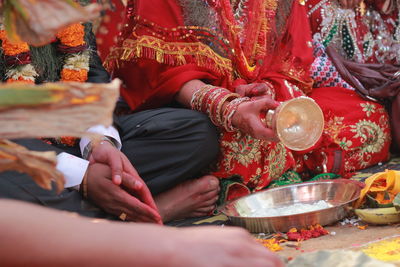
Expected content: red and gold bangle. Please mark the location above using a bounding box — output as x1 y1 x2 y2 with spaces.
206 88 225 118
191 84 243 128
223 97 250 132
215 93 240 127
190 84 216 110
209 90 231 125
200 86 220 113
198 86 220 113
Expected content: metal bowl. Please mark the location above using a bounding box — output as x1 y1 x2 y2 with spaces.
220 179 362 233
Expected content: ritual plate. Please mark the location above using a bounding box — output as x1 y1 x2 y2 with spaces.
220 179 362 233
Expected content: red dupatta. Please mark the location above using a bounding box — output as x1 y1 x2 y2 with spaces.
105 0 315 111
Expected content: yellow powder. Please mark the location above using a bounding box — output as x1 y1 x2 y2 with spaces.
256 238 283 252
362 237 400 262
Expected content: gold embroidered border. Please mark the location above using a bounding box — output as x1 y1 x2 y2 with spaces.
105 35 234 80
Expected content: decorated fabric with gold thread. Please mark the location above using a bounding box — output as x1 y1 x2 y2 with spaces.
292 85 391 177
306 0 400 64
105 0 310 84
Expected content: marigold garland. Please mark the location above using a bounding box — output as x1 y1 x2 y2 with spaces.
0 32 29 56
6 76 34 83
58 24 89 83
0 22 90 146
56 23 86 47
61 68 88 82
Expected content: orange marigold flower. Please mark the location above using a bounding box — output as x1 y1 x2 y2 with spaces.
1 32 29 56
59 136 77 146
6 77 34 84
0 30 6 40
61 69 88 82
56 23 85 47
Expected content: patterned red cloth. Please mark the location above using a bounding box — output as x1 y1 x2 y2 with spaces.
104 0 391 200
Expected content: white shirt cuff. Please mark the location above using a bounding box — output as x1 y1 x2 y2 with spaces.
56 152 89 188
79 125 122 156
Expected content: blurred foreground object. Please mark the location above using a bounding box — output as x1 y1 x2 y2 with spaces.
0 79 120 191
0 79 120 139
0 139 63 191
288 250 395 267
1 0 102 46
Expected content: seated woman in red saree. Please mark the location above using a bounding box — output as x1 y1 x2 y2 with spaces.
303 0 393 176
105 0 391 204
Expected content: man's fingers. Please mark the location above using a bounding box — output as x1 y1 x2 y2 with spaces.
106 154 123 185
120 171 159 212
121 173 144 191
121 192 162 223
90 144 124 185
120 155 159 212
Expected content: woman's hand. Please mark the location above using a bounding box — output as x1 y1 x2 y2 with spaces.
231 96 280 141
235 82 274 98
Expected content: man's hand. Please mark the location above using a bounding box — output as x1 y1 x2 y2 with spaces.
86 163 163 224
231 96 280 141
88 140 159 213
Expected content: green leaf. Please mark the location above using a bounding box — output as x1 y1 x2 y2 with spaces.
366 193 393 208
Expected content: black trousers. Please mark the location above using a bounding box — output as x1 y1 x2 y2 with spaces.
0 108 219 216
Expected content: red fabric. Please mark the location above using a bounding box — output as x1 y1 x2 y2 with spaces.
117 60 226 111
111 1 230 110
225 183 251 202
292 86 391 176
95 0 126 61
107 0 391 196
114 0 313 111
